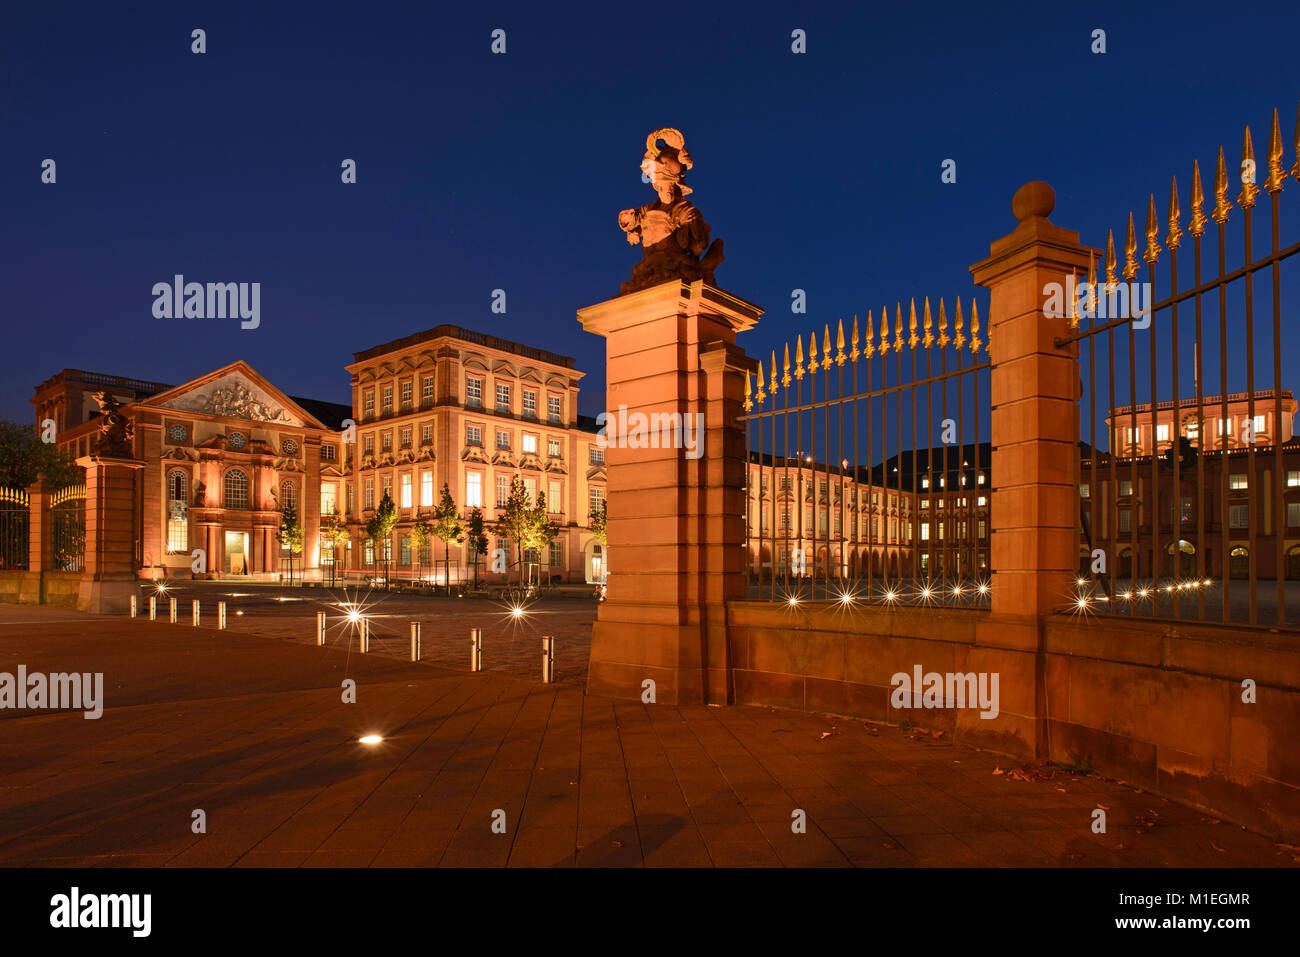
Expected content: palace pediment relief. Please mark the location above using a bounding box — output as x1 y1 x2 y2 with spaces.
155 371 304 426
162 447 198 462
519 453 542 471
586 466 607 482
463 447 489 465
492 450 517 468
544 460 567 475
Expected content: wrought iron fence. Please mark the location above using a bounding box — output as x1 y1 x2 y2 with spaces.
1060 100 1300 628
51 482 85 573
0 487 30 571
740 298 991 607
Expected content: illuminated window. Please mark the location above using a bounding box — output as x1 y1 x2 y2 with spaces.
1229 474 1248 490
224 469 249 510
421 470 433 507
466 472 482 508
381 431 392 452
381 386 393 415
400 380 412 409
548 395 562 423
166 469 188 553
400 473 412 508
280 480 298 512
466 377 482 408
496 383 511 413
522 434 537 454
523 390 537 418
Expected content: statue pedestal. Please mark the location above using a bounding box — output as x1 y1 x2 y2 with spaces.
75 455 144 615
578 280 760 704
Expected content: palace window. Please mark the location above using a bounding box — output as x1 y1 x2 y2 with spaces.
1119 509 1131 533
363 390 374 420
466 424 482 446
466 377 482 408
280 480 298 513
549 541 563 567
1156 424 1170 442
224 469 249 510
421 470 433 508
524 477 537 503
1119 480 1134 497
590 446 604 465
166 469 188 553
548 438 561 458
382 475 392 500
523 390 537 418
549 479 561 513
496 474 509 508
400 473 412 508
1288 470 1300 487
496 429 511 450
321 483 337 517
548 395 562 423
400 427 412 449
1229 504 1249 528
422 376 434 408
1289 503 1300 527
496 383 511 413
381 386 393 415
466 472 482 508
400 380 412 410
1229 473 1248 490
382 432 392 452
364 478 374 510
589 485 605 518
421 423 432 445
522 434 537 454
321 444 336 461
364 434 375 455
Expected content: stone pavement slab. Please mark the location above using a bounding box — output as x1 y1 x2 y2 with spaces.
0 603 1296 868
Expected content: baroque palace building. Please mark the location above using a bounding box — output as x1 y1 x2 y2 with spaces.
31 325 611 586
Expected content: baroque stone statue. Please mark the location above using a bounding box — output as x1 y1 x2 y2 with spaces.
90 391 135 457
618 128 724 295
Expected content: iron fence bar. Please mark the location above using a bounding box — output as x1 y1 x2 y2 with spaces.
737 361 992 422
1271 188 1285 626
1127 268 1139 616
1148 251 1160 618
1194 229 1206 619
1242 201 1258 626
1218 218 1231 622
1053 238 1300 347
1169 232 1181 618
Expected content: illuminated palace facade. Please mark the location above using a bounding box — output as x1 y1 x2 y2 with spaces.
744 444 991 581
32 328 611 586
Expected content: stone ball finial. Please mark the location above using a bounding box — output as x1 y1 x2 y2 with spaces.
1012 181 1055 222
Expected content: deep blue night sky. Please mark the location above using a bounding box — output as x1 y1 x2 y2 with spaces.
4 1 1299 434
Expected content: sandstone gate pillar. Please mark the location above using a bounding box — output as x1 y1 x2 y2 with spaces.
970 182 1093 755
579 279 761 704
76 454 144 614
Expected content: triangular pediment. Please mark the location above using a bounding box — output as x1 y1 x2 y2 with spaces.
142 362 326 429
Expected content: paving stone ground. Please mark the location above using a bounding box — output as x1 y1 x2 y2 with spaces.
0 602 1294 867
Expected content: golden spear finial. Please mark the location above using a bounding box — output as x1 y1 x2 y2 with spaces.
1189 159 1207 238
894 303 905 353
822 324 833 370
907 298 919 350
1067 268 1079 329
1123 210 1139 280
922 297 934 348
772 350 780 392
1166 177 1182 250
1105 229 1117 290
792 337 803 381
937 298 950 349
756 358 766 404
1238 125 1260 209
969 300 982 356
743 370 753 412
1144 194 1160 264
879 306 890 356
836 319 846 366
849 315 860 362
1292 96 1300 180
1212 144 1232 224
1266 106 1287 194
783 343 792 386
953 298 966 352
808 331 819 373
863 311 875 360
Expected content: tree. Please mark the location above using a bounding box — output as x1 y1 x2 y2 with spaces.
319 507 350 587
276 502 305 584
431 483 464 595
465 507 489 587
494 474 558 589
365 491 398 587
0 420 79 489
589 499 607 547
409 513 433 585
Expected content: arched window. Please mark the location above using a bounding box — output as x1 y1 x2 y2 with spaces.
280 479 298 514
1229 546 1249 579
166 469 188 553
224 469 249 510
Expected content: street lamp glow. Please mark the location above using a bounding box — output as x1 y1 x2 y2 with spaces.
511 605 524 618
358 735 383 745
347 609 361 623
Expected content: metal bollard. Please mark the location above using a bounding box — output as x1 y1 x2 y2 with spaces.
316 611 327 646
470 628 482 672
169 598 178 623
542 636 555 683
192 599 200 626
410 622 421 661
360 618 369 653
149 596 157 621
130 594 138 618
218 602 227 629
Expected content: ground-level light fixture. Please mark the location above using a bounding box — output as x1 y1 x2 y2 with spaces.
358 735 383 745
